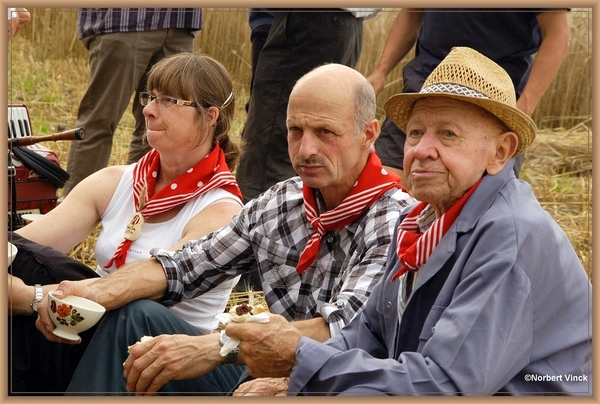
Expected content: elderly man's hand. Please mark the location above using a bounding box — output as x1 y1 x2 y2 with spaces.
225 313 302 378
233 377 289 396
123 333 223 395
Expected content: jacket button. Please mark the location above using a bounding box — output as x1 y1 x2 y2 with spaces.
387 301 392 308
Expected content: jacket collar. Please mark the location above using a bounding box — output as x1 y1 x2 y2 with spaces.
410 159 516 292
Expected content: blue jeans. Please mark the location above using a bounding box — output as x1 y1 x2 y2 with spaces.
66 300 246 395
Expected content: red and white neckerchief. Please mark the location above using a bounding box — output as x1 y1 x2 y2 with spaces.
296 152 407 274
104 145 242 269
391 178 482 282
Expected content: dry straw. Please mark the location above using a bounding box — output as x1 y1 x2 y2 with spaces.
8 8 592 283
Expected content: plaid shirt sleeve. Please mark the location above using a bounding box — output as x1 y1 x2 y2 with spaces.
151 180 415 338
151 203 260 307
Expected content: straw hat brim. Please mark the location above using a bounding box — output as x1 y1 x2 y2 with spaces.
384 92 537 157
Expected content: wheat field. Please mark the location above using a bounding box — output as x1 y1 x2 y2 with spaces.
7 8 592 279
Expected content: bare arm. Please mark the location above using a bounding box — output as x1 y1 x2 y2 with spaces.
34 257 167 344
35 197 242 343
226 316 331 385
226 314 303 379
85 200 243 308
367 8 424 94
8 274 36 315
9 275 96 316
15 166 123 253
170 199 242 249
516 9 570 116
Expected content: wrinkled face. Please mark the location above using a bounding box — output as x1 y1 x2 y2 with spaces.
404 97 506 215
142 91 207 153
286 87 369 200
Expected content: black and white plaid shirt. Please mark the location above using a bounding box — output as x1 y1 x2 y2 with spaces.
151 177 414 336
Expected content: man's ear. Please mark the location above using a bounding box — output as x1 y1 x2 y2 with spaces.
487 131 519 175
362 119 379 150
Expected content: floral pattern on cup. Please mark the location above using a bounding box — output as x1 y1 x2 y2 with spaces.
50 300 85 327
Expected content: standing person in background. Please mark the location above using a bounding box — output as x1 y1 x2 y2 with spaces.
236 8 380 204
368 8 570 182
7 7 30 40
63 8 202 196
235 8 276 292
246 8 275 112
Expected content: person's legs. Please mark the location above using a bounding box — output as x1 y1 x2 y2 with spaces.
66 299 245 395
125 63 154 165
8 232 99 284
9 316 96 395
235 10 363 204
245 23 272 113
64 30 172 194
8 232 100 394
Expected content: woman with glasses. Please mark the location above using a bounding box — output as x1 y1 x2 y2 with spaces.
8 53 244 394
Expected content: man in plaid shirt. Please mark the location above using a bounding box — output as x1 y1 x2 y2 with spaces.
38 63 415 395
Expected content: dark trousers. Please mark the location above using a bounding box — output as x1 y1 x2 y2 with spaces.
8 232 100 394
235 10 364 204
246 23 272 113
66 299 246 395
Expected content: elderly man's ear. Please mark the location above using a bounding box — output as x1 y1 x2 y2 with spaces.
486 131 519 175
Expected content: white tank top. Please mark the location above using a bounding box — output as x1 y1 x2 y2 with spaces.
94 164 241 334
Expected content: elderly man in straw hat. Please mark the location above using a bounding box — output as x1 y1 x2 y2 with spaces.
226 47 592 396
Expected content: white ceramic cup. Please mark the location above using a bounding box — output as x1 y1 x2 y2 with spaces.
47 291 106 341
21 213 44 224
7 242 18 266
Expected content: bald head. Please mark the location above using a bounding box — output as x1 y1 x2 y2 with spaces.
285 63 380 208
291 64 376 134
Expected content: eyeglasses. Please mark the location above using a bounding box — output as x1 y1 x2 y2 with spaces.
139 92 197 108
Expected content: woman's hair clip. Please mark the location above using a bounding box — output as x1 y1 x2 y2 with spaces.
221 89 235 109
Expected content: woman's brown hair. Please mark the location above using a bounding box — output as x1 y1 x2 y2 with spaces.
146 53 243 171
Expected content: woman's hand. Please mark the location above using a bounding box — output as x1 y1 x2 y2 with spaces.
34 279 96 344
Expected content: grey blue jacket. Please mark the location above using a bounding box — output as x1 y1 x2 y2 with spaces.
289 161 592 395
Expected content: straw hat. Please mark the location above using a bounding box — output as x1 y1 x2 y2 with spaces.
384 47 536 156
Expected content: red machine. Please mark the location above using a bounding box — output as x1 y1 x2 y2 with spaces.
8 104 84 230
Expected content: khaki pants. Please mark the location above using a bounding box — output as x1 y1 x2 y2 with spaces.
64 29 194 195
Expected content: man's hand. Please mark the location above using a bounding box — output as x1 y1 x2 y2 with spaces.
366 70 388 95
123 333 223 395
225 313 302 378
233 377 289 396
